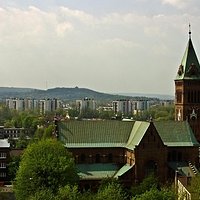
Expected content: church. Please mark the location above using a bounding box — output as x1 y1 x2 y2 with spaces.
57 28 200 189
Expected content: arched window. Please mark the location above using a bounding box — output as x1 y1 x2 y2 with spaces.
80 154 86 163
178 152 182 161
145 160 157 176
191 91 194 103
188 91 190 103
95 154 101 163
108 153 113 163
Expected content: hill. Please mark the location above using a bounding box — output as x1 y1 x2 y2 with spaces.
0 87 156 101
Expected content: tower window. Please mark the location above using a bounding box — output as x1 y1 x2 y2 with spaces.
191 91 194 103
188 91 191 103
176 92 182 103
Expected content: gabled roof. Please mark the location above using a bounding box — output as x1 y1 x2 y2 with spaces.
58 120 199 149
175 37 200 80
114 164 134 178
154 121 199 147
58 120 134 148
125 121 150 150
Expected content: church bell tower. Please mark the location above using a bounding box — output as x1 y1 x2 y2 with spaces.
175 25 200 141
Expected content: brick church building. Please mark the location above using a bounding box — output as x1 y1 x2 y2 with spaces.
175 26 200 142
57 28 200 188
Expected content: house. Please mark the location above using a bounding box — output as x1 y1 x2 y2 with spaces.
0 139 10 185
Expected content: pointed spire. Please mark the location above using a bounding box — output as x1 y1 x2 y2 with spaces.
175 25 200 80
189 23 191 39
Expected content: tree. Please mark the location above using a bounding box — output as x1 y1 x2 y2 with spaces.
8 155 21 181
188 175 200 199
96 180 127 200
14 139 79 200
131 174 159 196
34 125 54 140
55 185 80 200
132 187 175 200
29 188 55 200
15 132 29 148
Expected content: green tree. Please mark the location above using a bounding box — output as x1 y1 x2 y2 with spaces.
0 104 12 125
8 155 21 181
14 139 79 200
29 188 55 200
34 125 54 140
96 181 127 200
55 185 80 200
15 132 29 148
131 174 159 196
188 175 200 199
132 187 175 200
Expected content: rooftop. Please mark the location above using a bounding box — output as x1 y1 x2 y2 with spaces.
58 120 199 149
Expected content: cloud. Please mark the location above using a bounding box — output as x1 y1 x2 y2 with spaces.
161 0 200 12
56 22 73 37
0 5 200 94
162 0 186 8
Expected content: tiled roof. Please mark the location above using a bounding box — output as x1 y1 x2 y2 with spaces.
58 120 199 149
154 121 199 147
59 120 134 148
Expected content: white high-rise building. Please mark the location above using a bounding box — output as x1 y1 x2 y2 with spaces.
112 100 132 115
76 98 96 113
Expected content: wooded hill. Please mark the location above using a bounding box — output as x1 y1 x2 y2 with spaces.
0 87 158 101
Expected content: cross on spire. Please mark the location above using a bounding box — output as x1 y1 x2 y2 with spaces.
189 23 191 39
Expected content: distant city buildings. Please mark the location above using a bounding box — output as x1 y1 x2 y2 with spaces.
76 97 96 113
6 97 173 118
6 98 62 114
111 99 173 115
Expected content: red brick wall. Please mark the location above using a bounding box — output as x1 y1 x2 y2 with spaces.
68 147 126 164
167 146 199 167
134 123 168 183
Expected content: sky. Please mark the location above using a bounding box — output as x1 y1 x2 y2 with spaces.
0 0 200 95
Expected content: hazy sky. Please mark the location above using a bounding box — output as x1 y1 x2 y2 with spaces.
0 0 200 95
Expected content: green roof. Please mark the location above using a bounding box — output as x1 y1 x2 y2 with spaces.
175 38 200 80
77 163 118 180
154 121 199 147
168 162 196 177
77 163 134 180
114 164 134 178
126 121 150 150
58 120 199 149
59 120 134 148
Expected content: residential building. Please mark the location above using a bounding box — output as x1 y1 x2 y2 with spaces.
76 98 96 113
0 140 10 184
112 100 132 115
0 126 28 139
6 98 62 114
